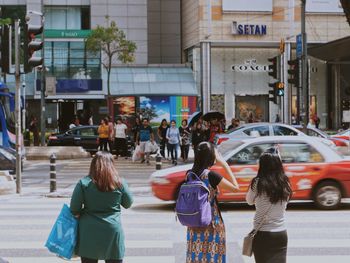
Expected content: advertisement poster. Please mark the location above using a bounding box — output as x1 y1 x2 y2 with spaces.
139 96 198 127
139 96 170 127
113 96 136 130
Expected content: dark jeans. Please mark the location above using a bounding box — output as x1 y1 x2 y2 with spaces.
160 139 167 158
252 230 288 263
180 144 190 160
108 139 114 154
168 143 178 161
99 138 109 152
115 138 128 157
81 257 122 263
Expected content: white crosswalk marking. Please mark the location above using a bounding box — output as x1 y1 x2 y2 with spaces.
1 195 350 263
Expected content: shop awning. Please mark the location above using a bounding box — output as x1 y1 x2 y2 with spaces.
109 66 198 96
308 36 350 62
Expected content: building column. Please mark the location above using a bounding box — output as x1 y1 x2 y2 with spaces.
200 41 211 114
333 64 341 129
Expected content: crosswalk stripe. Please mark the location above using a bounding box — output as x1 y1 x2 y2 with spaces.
4 256 175 263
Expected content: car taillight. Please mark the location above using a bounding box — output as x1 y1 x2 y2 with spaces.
217 137 229 145
49 136 57 140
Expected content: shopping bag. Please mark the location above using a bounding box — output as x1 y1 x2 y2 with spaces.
132 145 142 162
45 204 78 260
148 141 160 154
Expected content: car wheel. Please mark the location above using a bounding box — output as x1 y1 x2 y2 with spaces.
313 181 342 210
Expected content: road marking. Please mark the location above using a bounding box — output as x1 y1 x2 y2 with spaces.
4 257 175 263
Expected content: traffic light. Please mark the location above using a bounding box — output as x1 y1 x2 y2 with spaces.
268 56 279 79
0 25 10 74
24 23 43 73
277 82 284 96
269 82 278 104
288 59 300 87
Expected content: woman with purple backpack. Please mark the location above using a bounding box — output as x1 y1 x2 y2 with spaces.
186 142 239 263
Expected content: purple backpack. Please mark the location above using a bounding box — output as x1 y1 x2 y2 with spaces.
175 170 212 227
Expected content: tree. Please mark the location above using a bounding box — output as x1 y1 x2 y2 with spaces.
85 18 137 96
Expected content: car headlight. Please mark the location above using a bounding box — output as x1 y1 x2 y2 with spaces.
151 177 170 185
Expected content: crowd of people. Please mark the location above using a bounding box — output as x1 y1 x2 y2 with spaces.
94 115 242 165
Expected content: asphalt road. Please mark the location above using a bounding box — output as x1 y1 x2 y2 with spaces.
0 158 349 263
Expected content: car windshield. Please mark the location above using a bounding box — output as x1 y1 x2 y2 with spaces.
217 141 244 157
338 129 350 136
226 125 245 134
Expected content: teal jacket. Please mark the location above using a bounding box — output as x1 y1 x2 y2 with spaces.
70 176 133 260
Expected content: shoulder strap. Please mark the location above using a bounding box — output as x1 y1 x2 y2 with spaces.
253 203 273 234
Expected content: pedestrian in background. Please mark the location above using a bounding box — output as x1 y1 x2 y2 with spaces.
132 117 141 144
157 119 169 159
136 118 154 165
114 118 128 159
186 142 239 263
246 148 292 263
208 118 222 143
166 120 180 165
29 116 40 146
191 122 206 156
107 116 115 154
70 151 133 263
179 119 191 163
98 118 109 151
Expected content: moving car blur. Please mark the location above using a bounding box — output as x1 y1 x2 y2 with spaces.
150 136 350 210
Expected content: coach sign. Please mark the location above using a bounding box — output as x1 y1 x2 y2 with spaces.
231 59 269 73
232 22 267 36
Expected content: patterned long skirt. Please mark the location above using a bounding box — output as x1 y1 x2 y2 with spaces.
186 208 226 263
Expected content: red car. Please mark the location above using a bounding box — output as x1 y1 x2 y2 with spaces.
332 129 350 142
150 136 350 210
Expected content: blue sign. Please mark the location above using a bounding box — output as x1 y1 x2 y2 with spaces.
296 34 302 58
36 79 102 93
233 22 267 35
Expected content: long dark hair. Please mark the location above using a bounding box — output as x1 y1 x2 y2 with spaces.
251 150 292 204
192 142 216 175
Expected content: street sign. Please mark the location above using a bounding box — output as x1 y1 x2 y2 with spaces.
296 34 302 58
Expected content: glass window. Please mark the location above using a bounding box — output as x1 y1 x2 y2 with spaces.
278 143 324 163
227 143 273 165
43 41 101 79
273 125 298 136
243 126 270 136
80 128 96 137
308 129 323 137
45 6 85 30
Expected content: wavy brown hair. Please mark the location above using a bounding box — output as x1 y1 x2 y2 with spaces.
89 151 122 192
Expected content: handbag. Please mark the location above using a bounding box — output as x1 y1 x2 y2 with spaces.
242 204 272 257
45 204 78 260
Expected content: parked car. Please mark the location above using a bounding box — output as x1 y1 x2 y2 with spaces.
150 136 350 210
48 125 134 156
215 122 336 149
293 125 349 147
0 146 16 174
332 129 350 141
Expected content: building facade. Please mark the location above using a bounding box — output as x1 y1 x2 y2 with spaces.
1 0 197 132
182 0 350 128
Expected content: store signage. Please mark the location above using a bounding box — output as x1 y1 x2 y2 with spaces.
231 59 269 72
44 29 92 38
223 0 273 12
232 22 267 35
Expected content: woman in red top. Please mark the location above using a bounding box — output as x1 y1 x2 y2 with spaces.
208 118 222 143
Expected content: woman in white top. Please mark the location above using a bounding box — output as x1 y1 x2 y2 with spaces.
246 147 292 263
114 118 128 159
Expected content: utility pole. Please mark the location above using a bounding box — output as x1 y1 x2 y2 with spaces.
40 0 46 146
301 0 309 132
15 20 22 194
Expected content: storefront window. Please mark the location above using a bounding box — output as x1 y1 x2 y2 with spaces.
42 41 100 79
45 6 90 30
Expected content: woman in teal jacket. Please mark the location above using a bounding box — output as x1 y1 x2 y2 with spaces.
70 151 133 263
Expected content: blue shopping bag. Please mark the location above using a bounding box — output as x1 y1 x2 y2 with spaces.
45 204 78 260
